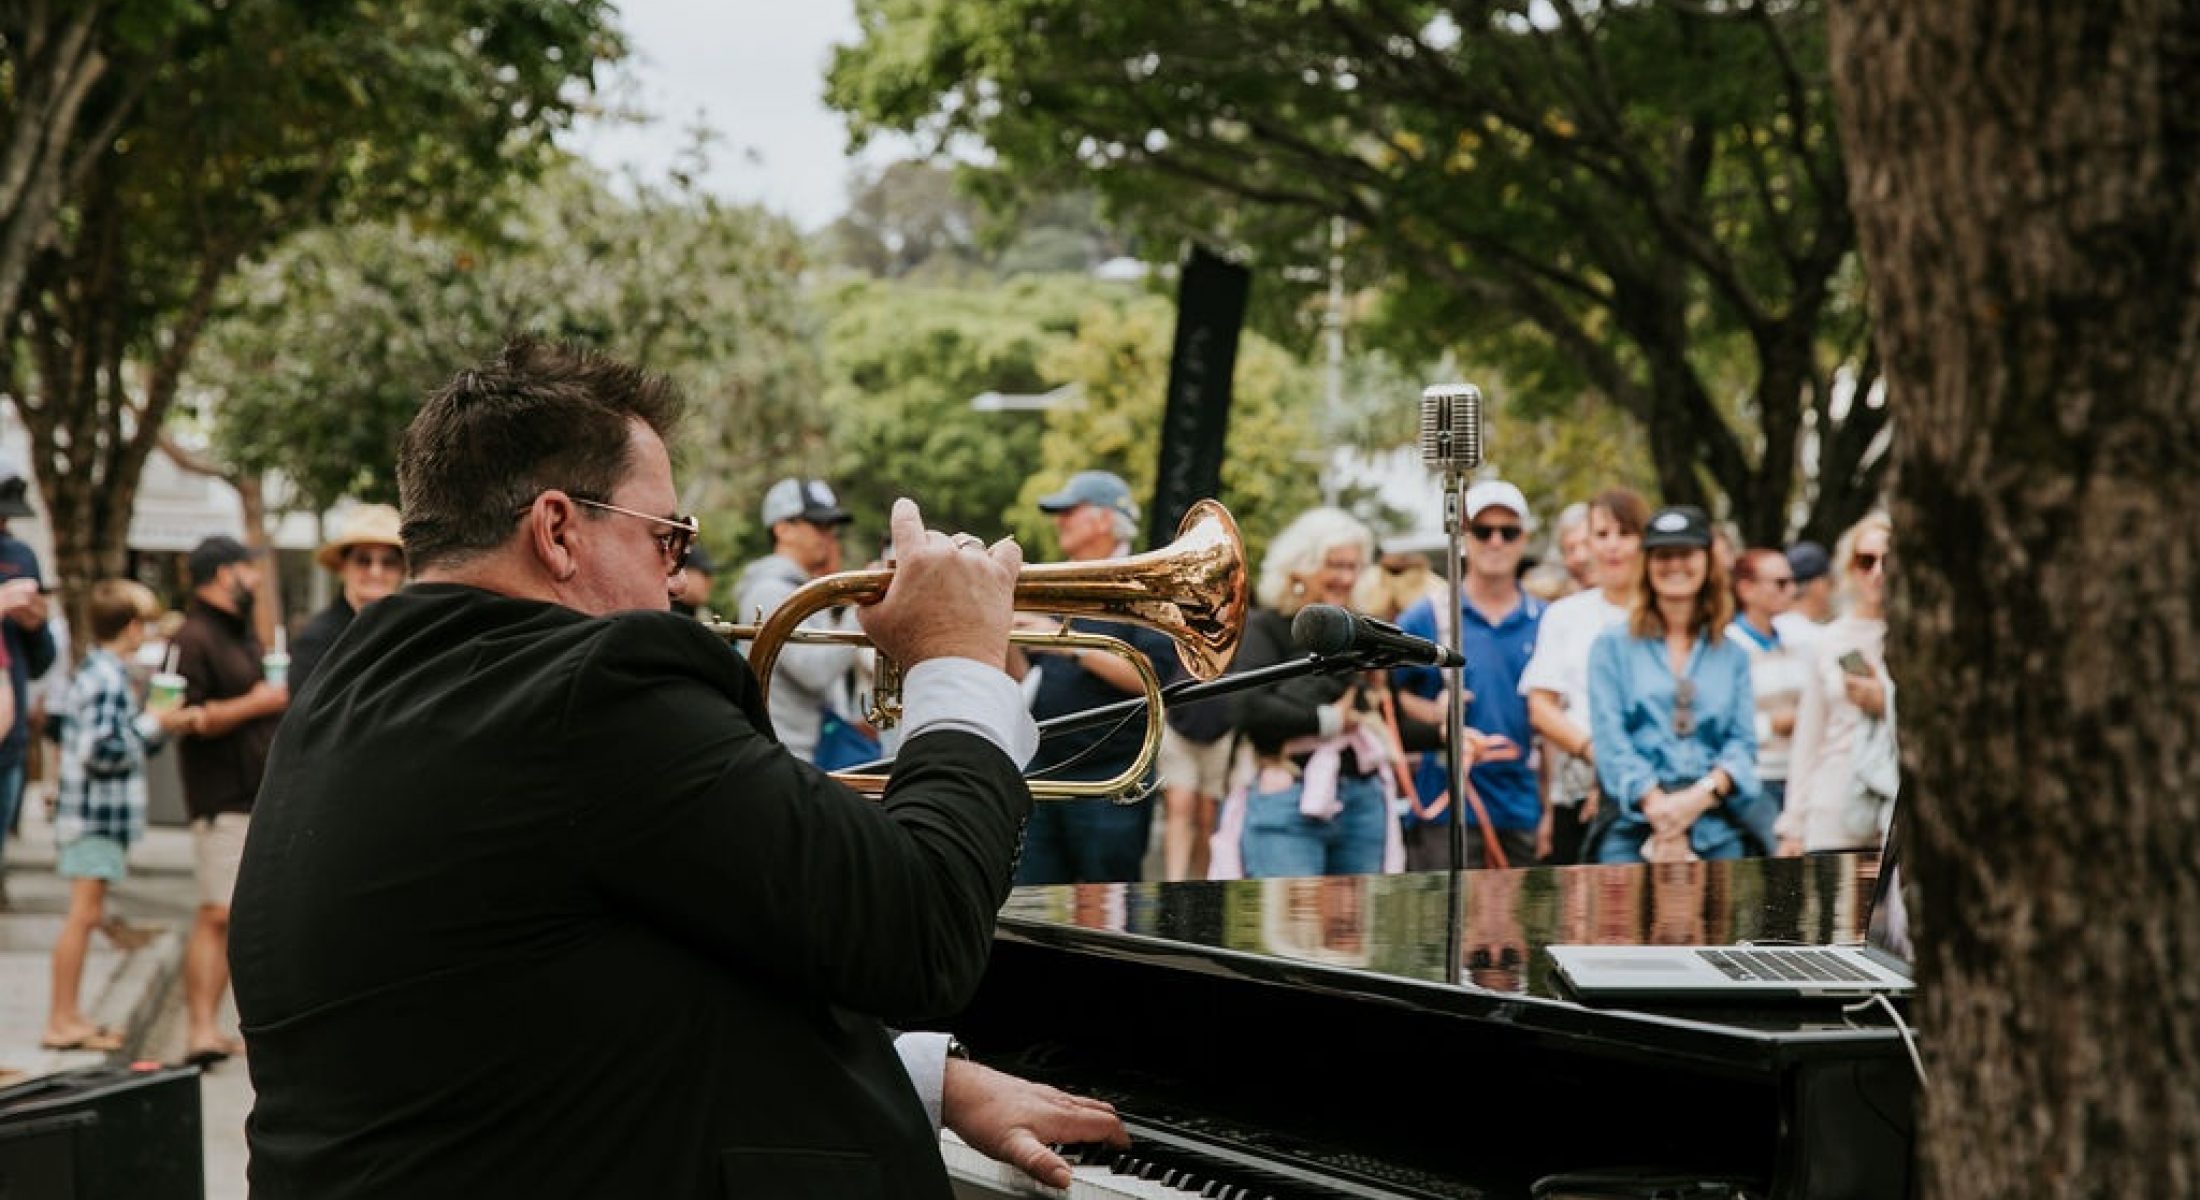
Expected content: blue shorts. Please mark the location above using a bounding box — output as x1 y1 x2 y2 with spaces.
58 835 129 882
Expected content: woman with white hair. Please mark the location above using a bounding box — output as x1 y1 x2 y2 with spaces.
1780 513 1897 854
1220 507 1437 878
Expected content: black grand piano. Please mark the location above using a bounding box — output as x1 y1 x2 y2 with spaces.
938 854 1917 1200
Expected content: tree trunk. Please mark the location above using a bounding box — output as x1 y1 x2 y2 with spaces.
1827 2 2200 1196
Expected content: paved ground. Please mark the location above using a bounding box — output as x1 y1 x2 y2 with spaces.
2 797 247 1200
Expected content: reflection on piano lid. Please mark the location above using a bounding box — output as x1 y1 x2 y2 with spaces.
951 856 1916 1199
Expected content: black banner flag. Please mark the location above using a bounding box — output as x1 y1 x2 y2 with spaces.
1146 245 1251 549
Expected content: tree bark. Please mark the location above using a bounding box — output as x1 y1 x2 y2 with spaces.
1828 1 2200 1195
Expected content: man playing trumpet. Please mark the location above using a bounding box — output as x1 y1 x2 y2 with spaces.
228 336 1125 1198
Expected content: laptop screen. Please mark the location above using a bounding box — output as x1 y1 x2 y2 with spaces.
1864 808 1911 964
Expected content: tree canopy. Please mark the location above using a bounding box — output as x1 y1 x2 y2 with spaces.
809 270 1327 573
828 0 1885 543
0 0 619 629
190 159 822 545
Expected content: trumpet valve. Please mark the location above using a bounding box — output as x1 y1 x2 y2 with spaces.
867 656 904 730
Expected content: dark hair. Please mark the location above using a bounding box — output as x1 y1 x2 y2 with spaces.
1589 487 1650 538
398 336 686 572
88 579 160 643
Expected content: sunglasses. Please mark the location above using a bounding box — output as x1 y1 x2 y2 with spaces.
1852 551 1888 573
518 494 700 575
1469 523 1525 543
1673 677 1696 738
346 548 405 572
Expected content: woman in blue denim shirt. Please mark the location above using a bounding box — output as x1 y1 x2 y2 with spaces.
1585 505 1774 862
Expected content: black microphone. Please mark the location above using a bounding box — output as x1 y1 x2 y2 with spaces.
1419 383 1484 475
1291 604 1464 668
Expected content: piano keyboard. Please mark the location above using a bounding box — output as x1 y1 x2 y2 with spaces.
943 1117 1480 1199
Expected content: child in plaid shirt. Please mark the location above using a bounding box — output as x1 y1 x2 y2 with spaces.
42 580 201 1052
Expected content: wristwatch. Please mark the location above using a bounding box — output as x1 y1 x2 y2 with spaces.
945 1035 974 1062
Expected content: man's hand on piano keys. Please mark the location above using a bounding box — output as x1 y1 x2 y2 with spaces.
943 1057 1131 1189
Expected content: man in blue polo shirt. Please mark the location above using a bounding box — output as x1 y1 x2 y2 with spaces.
1393 480 1543 870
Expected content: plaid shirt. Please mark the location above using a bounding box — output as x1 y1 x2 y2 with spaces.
54 648 164 846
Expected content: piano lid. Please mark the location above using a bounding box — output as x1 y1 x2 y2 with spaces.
996 852 1894 1049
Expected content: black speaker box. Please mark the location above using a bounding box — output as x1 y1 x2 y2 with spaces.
0 1063 203 1200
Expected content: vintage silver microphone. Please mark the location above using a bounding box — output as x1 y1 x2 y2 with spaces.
1420 383 1483 873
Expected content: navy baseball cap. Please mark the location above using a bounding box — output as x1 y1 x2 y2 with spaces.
0 473 33 519
1641 505 1713 551
1786 540 1832 583
187 535 264 584
1036 471 1140 523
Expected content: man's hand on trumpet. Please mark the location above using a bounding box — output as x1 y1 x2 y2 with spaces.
857 498 1022 673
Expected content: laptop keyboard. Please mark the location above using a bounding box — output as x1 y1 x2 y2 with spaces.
1698 947 1879 984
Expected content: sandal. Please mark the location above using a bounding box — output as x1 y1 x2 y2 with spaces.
184 1035 246 1067
40 1026 125 1052
100 918 158 952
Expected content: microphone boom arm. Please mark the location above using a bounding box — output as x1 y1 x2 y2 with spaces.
828 653 1376 777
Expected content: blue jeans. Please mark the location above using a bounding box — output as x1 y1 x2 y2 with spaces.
0 762 22 860
1240 772 1390 879
1014 795 1155 885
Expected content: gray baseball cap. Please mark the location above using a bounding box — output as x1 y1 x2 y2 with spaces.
760 478 851 528
1036 470 1140 523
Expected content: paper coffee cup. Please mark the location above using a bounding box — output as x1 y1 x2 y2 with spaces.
146 672 186 714
262 653 289 688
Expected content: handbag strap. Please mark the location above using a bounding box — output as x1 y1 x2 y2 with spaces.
1376 685 1509 869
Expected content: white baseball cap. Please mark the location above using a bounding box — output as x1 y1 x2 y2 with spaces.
1463 480 1532 527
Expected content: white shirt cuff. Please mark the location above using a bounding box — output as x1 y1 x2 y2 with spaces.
894 1031 951 1132
901 657 1039 769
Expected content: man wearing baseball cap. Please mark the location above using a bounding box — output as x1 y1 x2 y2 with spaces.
670 541 719 621
172 532 288 1064
734 478 864 765
1392 479 1544 869
1775 539 1833 653
1013 469 1182 884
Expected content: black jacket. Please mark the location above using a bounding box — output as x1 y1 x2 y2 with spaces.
287 594 357 700
1229 606 1440 763
230 584 1031 1198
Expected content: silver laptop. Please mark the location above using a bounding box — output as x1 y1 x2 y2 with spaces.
1546 819 1913 1002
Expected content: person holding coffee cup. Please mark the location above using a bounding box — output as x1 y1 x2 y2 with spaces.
171 534 288 1065
43 580 200 1052
289 504 405 698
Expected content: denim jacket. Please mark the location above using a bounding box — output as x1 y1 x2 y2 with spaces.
1588 627 1774 857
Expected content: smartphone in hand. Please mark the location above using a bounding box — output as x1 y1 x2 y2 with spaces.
1837 649 1873 677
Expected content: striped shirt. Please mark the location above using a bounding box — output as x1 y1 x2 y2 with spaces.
54 648 164 846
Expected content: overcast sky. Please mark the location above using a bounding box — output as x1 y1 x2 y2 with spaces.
566 0 897 232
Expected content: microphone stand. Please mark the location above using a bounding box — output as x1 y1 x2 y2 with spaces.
1443 475 1467 876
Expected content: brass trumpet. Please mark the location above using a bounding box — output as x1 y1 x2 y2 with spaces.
713 499 1249 800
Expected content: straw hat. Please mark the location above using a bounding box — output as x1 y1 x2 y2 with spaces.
316 504 405 572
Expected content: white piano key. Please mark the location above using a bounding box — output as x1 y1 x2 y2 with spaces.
942 1130 1219 1200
